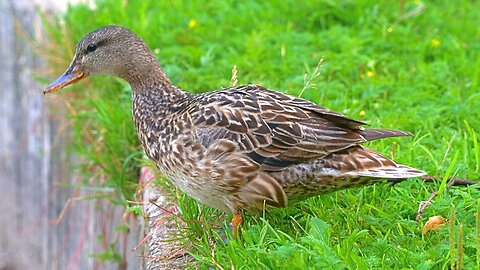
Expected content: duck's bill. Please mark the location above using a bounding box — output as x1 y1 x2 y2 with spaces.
43 69 85 94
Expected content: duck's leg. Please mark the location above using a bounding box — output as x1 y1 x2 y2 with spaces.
231 212 243 237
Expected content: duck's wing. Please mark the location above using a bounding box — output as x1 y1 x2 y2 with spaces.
188 84 410 172
185 85 412 210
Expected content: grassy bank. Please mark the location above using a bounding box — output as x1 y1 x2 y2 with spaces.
41 0 480 268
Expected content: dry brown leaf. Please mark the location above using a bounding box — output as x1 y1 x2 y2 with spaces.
422 215 446 234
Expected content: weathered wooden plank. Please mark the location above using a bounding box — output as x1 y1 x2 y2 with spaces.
0 0 48 268
0 1 143 269
141 167 193 270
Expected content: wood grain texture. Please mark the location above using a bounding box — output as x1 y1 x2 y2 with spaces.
142 168 193 270
0 2 142 269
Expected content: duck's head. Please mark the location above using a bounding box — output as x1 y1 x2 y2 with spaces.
44 25 162 94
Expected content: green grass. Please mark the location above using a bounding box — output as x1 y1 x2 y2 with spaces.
40 0 480 269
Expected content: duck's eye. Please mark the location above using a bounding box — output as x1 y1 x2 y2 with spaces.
86 43 97 52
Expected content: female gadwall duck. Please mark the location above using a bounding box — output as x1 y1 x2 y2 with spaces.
45 26 425 236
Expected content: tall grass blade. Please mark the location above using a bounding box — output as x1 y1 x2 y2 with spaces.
457 223 463 270
477 199 480 269
438 150 459 196
449 205 456 270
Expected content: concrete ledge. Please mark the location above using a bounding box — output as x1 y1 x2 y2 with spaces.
141 167 194 270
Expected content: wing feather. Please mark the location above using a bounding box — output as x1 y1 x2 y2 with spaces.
190 84 411 172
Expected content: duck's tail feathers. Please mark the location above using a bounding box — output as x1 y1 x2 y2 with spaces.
328 146 426 179
360 129 412 142
347 163 427 179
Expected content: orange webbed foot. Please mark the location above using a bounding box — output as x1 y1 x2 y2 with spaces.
231 212 243 238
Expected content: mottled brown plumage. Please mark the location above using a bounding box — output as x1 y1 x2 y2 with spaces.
45 26 426 234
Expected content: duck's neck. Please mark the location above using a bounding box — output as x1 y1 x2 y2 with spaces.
131 79 190 116
130 66 191 161
129 63 191 130
118 49 188 102
125 53 188 106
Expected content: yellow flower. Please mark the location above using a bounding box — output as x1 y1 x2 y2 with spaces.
359 110 366 118
431 38 441 48
188 19 197 29
366 71 375 78
387 26 394 33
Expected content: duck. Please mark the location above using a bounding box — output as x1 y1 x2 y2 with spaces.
44 26 426 236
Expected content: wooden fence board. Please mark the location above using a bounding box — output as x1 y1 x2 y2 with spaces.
0 1 143 269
